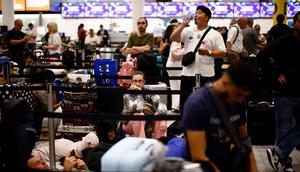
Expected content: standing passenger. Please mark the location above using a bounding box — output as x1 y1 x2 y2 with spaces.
7 19 31 74
265 11 300 172
226 16 248 62
77 23 87 49
97 24 110 47
42 22 62 59
170 5 226 111
124 17 154 57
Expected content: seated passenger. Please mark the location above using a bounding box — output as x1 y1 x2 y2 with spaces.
122 71 167 139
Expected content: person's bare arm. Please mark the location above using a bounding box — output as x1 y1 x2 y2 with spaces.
126 45 150 55
132 45 150 53
63 156 77 172
10 35 30 45
43 44 60 50
186 130 220 172
170 18 191 42
198 49 226 58
159 40 166 55
226 41 233 54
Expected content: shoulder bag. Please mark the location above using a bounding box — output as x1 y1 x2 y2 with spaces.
182 27 211 66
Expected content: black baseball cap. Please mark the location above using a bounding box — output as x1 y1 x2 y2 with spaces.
196 6 211 20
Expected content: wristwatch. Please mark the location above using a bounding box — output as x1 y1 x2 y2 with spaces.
208 50 212 56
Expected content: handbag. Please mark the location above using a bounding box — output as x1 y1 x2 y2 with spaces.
143 102 156 116
207 84 250 172
182 27 211 66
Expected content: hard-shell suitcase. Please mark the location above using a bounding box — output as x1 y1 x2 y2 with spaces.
101 137 166 172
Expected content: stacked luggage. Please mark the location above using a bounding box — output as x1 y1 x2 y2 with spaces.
58 73 97 141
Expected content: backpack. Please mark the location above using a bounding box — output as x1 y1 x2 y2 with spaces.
136 52 161 84
117 58 137 88
0 99 36 171
81 143 113 172
62 49 76 69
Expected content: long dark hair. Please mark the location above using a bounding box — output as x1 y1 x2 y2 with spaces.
78 23 84 31
162 24 175 45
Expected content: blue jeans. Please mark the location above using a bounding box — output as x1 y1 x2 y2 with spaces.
274 97 300 159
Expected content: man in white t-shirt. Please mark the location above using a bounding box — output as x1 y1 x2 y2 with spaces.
226 16 248 62
85 29 101 48
170 5 226 111
27 23 37 52
27 132 98 170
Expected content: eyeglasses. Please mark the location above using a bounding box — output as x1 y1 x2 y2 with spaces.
132 80 144 83
137 22 146 25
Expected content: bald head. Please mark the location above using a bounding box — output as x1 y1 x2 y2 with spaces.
237 17 248 29
14 19 23 31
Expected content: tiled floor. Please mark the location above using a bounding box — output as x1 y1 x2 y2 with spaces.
253 145 300 172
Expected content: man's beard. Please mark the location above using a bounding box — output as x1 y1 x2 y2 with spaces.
138 27 146 33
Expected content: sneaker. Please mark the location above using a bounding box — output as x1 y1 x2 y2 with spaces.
266 148 279 171
281 162 294 172
279 157 294 172
171 108 180 113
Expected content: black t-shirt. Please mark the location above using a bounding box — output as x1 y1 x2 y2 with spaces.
6 28 26 59
267 31 300 96
268 24 291 41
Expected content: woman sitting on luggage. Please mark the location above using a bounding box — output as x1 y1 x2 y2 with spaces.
122 71 167 139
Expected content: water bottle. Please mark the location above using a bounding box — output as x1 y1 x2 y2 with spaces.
182 14 193 21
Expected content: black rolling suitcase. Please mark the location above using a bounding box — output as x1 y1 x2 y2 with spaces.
247 101 276 145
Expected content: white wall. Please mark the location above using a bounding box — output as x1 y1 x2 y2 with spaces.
0 13 288 41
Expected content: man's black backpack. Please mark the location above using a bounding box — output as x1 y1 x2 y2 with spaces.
0 99 36 171
136 51 161 84
62 49 76 69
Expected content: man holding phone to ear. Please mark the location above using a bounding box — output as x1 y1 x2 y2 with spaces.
170 6 226 111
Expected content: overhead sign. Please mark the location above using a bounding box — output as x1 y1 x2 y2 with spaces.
61 3 85 18
182 2 206 15
158 2 183 17
260 2 274 18
234 2 260 17
85 2 109 17
288 2 300 18
109 2 132 17
209 2 234 17
144 2 158 17
15 0 26 11
26 0 50 11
